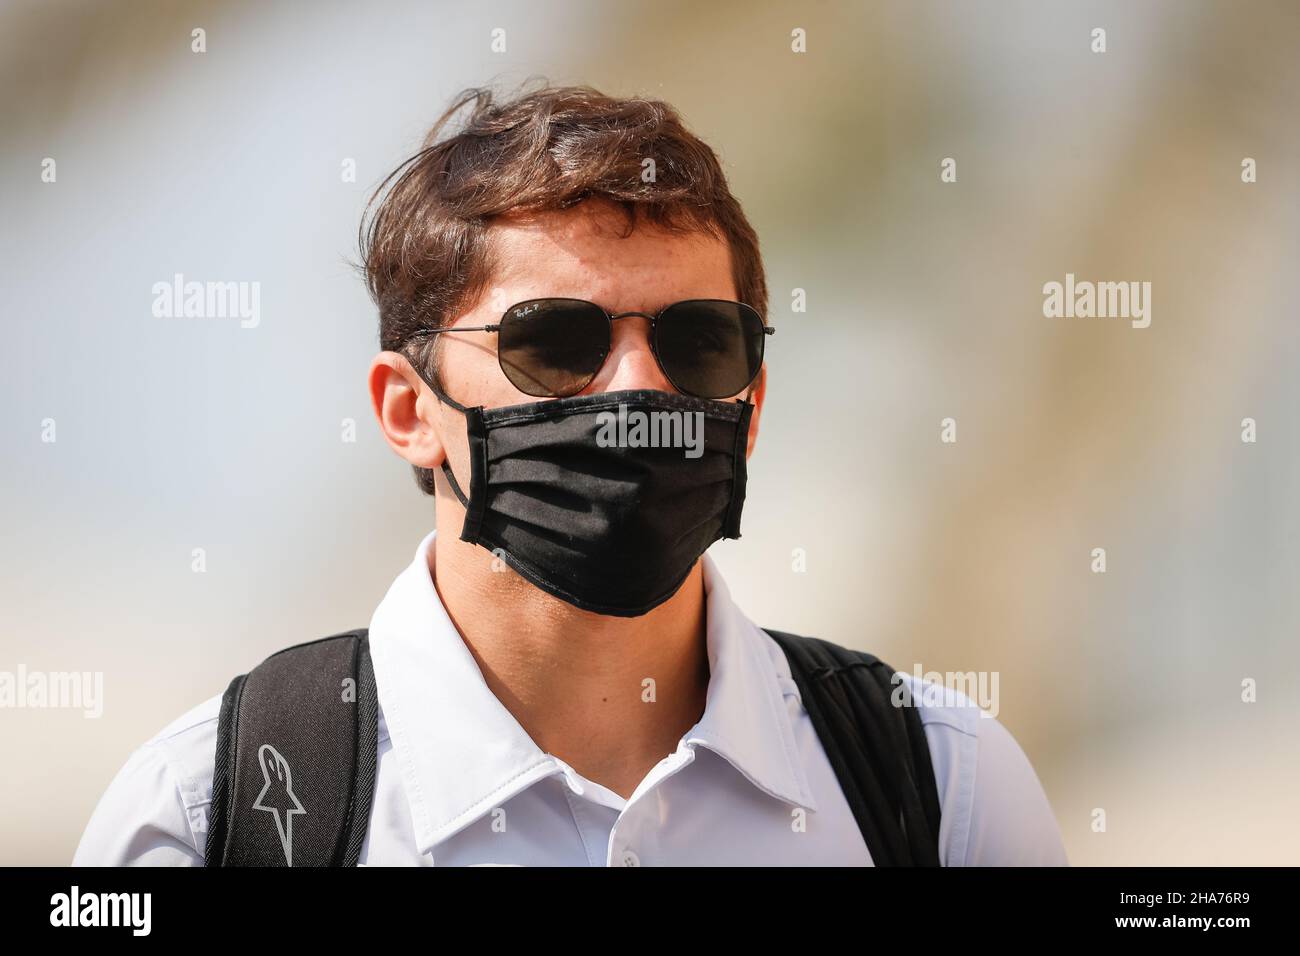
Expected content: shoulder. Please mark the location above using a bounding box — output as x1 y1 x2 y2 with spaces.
72 692 224 866
892 670 1069 866
73 663 394 867
757 629 1068 866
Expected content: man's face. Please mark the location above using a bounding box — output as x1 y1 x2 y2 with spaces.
423 199 765 471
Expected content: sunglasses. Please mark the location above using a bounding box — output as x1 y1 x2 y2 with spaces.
409 298 774 400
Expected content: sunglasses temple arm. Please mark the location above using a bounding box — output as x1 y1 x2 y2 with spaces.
412 324 501 335
402 328 504 413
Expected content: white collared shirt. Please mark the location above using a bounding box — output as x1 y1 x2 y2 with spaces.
73 530 1068 866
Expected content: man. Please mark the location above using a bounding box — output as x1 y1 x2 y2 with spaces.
74 84 1067 866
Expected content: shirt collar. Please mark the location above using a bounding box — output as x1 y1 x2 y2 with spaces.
367 529 818 856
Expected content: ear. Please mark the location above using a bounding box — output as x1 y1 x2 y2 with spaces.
744 363 766 460
369 351 447 470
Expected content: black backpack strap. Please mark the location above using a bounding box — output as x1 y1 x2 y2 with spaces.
764 629 942 866
205 629 377 867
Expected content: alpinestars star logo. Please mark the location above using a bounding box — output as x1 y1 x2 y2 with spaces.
252 744 306 865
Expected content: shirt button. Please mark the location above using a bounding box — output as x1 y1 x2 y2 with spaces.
620 849 641 867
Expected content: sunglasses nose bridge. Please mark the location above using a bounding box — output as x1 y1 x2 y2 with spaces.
606 311 661 359
598 311 676 394
605 309 659 357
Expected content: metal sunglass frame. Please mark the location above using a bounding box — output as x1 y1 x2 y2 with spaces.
407 297 775 399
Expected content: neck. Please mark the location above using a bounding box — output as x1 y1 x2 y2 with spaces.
429 524 711 800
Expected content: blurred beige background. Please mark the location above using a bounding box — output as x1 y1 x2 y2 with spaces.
2 0 1297 865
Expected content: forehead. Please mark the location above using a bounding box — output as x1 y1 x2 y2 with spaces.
481 201 736 313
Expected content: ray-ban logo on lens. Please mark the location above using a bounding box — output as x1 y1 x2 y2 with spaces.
595 404 704 459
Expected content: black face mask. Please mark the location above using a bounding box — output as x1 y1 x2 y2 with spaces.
428 382 754 617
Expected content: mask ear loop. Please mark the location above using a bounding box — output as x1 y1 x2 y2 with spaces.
404 346 484 537
405 346 469 415
722 385 756 539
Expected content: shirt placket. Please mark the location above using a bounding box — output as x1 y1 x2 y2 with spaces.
604 744 698 866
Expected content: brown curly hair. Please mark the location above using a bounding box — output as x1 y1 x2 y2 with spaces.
359 81 767 494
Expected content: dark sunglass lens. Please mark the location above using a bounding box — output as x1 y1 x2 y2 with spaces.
498 299 609 397
655 301 765 399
